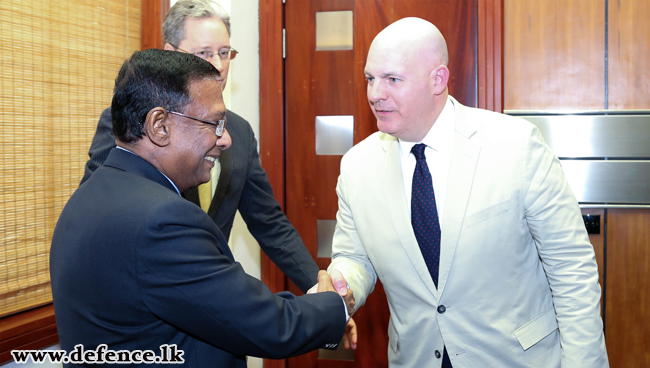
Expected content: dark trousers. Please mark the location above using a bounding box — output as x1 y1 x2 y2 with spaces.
442 347 453 368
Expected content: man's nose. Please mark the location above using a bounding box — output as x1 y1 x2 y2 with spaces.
210 56 224 72
368 81 386 103
216 129 232 150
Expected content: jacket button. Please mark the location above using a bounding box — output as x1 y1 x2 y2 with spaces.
437 305 446 314
435 350 441 358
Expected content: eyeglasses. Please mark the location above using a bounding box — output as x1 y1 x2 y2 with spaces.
171 44 238 61
168 110 227 137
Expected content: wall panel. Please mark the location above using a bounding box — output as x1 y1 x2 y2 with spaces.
608 0 650 109
504 0 605 110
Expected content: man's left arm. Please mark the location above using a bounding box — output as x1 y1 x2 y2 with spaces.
80 107 115 185
523 126 609 367
237 124 319 293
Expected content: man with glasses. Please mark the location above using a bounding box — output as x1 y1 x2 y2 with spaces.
52 49 352 367
81 0 325 295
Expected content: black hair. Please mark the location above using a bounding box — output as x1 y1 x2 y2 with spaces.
111 48 220 143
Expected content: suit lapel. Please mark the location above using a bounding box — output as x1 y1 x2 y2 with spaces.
378 135 438 299
437 98 480 295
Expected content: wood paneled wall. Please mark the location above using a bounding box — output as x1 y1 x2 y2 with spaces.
606 209 650 367
608 0 650 109
478 0 504 112
504 0 606 110
504 0 650 111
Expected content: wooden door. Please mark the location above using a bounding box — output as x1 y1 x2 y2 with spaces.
283 1 477 366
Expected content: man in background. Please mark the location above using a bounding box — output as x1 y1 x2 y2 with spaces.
328 17 608 367
81 0 321 293
52 49 352 367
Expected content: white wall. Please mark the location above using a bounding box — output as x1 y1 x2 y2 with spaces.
220 0 262 282
222 1 263 367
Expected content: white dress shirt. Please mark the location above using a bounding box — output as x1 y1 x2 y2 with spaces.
398 97 455 227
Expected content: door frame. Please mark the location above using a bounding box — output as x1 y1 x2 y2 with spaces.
259 1 287 301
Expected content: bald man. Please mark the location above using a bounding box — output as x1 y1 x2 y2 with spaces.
327 18 608 368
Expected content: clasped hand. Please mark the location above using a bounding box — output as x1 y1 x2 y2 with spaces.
308 270 357 350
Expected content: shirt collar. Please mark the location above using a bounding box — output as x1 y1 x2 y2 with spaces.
398 96 455 155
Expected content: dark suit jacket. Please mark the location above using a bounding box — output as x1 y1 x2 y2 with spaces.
52 148 346 367
81 108 319 292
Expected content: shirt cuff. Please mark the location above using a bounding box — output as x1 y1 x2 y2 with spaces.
341 295 349 322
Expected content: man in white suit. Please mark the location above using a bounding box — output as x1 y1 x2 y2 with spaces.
327 17 609 367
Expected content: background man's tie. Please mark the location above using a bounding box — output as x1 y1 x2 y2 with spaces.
410 143 442 288
199 162 222 213
198 179 212 213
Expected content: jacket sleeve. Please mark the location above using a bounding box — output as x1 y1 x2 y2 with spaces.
328 154 378 313
522 126 608 367
136 200 346 358
237 122 320 293
80 107 115 185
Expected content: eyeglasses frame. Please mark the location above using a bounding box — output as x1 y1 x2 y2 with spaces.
167 110 227 138
170 44 238 61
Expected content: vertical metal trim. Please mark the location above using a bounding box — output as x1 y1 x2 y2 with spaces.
282 28 286 59
316 220 337 258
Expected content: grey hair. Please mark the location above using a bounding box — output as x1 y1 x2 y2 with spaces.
162 0 231 47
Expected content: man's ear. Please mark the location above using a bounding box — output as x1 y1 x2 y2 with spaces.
144 107 171 147
430 65 450 95
163 43 175 51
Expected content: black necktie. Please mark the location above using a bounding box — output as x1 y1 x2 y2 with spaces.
410 143 442 288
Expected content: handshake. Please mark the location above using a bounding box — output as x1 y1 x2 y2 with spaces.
308 270 357 350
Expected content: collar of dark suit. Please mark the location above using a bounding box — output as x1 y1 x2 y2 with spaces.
103 147 181 195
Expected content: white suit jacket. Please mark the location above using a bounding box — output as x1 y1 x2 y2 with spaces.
329 97 608 368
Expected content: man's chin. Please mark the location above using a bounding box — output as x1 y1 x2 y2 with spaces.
377 121 397 135
200 173 212 184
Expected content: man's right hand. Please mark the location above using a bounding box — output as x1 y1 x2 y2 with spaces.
311 270 355 318
343 317 358 350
